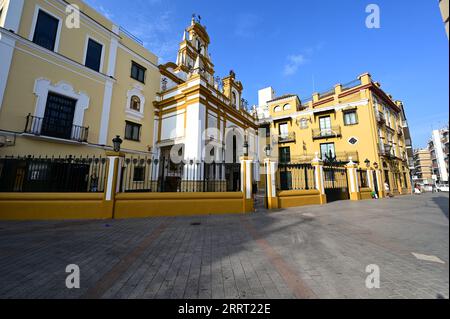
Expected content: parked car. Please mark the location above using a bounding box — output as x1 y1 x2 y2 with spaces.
436 184 449 192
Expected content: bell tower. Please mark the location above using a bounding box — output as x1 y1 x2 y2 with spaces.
222 70 244 110
176 15 215 83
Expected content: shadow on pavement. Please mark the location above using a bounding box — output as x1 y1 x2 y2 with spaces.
432 195 449 219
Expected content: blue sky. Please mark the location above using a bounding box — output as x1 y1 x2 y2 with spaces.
85 0 449 148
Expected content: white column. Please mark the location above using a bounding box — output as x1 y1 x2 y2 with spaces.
3 0 25 33
98 80 114 145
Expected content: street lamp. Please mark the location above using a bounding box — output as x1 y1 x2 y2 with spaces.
373 162 379 170
265 145 271 157
364 158 371 168
112 135 123 152
243 140 249 157
243 132 249 157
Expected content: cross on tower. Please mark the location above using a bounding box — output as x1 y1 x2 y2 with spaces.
191 13 201 24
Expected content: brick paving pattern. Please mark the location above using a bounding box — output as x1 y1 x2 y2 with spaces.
0 193 448 299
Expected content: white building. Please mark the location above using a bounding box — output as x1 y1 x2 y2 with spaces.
429 127 449 183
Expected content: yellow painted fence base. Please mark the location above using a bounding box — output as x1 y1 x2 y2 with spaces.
277 190 322 209
0 193 111 220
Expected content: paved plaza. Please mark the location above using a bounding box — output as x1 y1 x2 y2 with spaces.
0 193 448 299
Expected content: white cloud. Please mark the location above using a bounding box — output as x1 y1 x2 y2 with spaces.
283 54 307 76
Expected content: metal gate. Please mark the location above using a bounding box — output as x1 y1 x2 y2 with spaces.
323 165 350 202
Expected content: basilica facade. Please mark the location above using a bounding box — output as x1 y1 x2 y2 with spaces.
152 17 259 191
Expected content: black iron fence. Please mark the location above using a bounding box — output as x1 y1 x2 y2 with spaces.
120 157 242 193
323 166 349 189
357 169 369 188
277 163 315 191
0 155 107 193
25 114 89 143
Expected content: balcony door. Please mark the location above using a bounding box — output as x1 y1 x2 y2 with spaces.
279 123 289 138
319 116 331 136
41 93 76 140
321 143 336 163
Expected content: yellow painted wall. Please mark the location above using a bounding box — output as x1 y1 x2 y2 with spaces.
0 0 159 157
277 189 322 208
0 193 111 220
360 187 373 200
0 42 105 140
114 192 246 218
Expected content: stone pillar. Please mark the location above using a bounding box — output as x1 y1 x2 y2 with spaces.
240 156 254 213
105 151 125 219
367 168 374 191
264 158 278 209
346 158 360 201
312 154 327 204
375 169 385 198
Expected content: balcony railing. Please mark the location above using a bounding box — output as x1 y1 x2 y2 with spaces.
312 126 341 139
322 151 359 164
276 132 296 143
376 111 386 124
24 114 89 143
379 143 394 158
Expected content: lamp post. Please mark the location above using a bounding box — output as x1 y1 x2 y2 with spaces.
243 140 249 157
265 144 271 158
243 131 249 157
112 135 123 152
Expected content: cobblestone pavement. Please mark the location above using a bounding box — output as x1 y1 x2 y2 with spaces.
0 193 448 299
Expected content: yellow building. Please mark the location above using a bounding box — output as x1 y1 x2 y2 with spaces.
257 73 412 196
0 0 160 157
153 16 258 191
412 149 433 185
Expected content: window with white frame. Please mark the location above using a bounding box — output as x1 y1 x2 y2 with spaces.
279 123 289 138
32 9 60 51
273 106 281 113
283 104 291 111
343 110 358 125
85 38 103 72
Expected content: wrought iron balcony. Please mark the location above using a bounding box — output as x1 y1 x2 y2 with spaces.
24 114 89 143
379 143 394 158
276 132 296 143
312 126 341 140
322 151 359 164
376 111 386 124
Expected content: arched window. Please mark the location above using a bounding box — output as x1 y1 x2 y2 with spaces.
283 104 291 111
232 92 237 107
130 95 141 112
273 106 281 113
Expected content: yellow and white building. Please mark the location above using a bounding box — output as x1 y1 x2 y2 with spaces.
0 0 160 156
153 17 258 190
256 73 413 196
